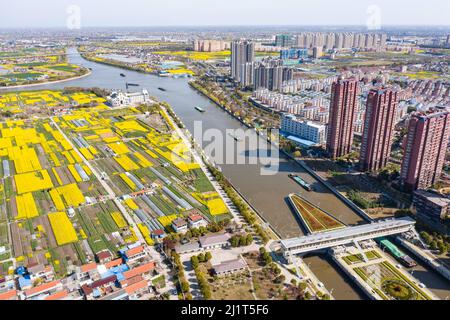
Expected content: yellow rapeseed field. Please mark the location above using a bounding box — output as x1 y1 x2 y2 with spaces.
16 193 39 220
15 170 54 194
48 211 78 246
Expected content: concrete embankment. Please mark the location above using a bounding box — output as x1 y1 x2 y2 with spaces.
396 237 450 282
329 254 379 300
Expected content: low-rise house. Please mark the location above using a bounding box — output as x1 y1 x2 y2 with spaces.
124 279 150 300
27 263 55 282
122 262 156 281
174 242 201 254
96 250 113 264
199 233 231 250
23 280 63 300
18 276 32 291
0 277 16 292
152 229 166 239
105 258 124 270
172 218 188 233
119 275 144 288
98 289 128 300
76 262 100 285
81 275 118 300
121 245 147 266
213 258 247 276
43 290 69 300
188 213 206 228
0 289 18 300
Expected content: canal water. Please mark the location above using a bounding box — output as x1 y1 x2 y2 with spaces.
2 48 449 300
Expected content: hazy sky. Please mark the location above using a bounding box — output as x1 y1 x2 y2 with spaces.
0 0 449 28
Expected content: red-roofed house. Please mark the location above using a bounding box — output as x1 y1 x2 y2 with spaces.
124 245 147 265
76 262 100 285
124 280 149 299
105 258 123 269
152 229 166 239
96 250 113 264
0 289 18 300
44 290 68 300
119 275 144 288
188 213 206 228
81 275 118 300
123 262 156 281
23 280 63 300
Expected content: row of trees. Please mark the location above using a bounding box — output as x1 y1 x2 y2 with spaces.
230 234 254 248
171 251 193 300
206 163 270 244
420 230 449 255
259 247 273 266
190 253 213 300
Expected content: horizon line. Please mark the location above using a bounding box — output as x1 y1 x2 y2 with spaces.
1 24 450 30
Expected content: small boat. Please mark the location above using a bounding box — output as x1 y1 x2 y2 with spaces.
158 87 167 92
195 106 206 113
127 83 139 87
120 73 126 77
289 174 313 191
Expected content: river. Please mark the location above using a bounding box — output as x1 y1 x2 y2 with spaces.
2 48 449 300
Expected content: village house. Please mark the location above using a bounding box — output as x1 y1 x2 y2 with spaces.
171 218 188 233
199 233 231 250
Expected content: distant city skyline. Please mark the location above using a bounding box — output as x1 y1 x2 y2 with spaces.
1 0 449 29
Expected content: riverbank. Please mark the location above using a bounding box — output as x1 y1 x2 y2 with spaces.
0 69 92 91
189 79 372 225
80 52 154 75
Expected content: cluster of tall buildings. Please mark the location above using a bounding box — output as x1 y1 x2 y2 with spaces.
253 58 293 91
359 89 399 172
400 110 450 191
326 78 360 159
326 78 450 192
230 40 255 86
193 40 230 52
295 32 387 51
231 41 293 90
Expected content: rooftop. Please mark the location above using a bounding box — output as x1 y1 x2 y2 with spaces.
213 258 247 274
199 233 231 247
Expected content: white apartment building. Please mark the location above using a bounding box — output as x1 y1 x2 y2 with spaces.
107 89 151 107
281 114 327 145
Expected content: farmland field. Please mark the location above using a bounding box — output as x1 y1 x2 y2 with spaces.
0 89 231 273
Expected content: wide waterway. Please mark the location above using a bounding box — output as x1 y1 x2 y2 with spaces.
2 48 449 300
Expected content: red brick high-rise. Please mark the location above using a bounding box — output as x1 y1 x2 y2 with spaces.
359 88 399 172
400 109 450 191
326 78 360 159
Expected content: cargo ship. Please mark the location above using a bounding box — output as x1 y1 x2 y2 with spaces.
289 174 313 191
377 238 417 268
195 106 206 113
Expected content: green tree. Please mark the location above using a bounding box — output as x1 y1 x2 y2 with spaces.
191 256 199 269
181 281 190 293
205 251 212 262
